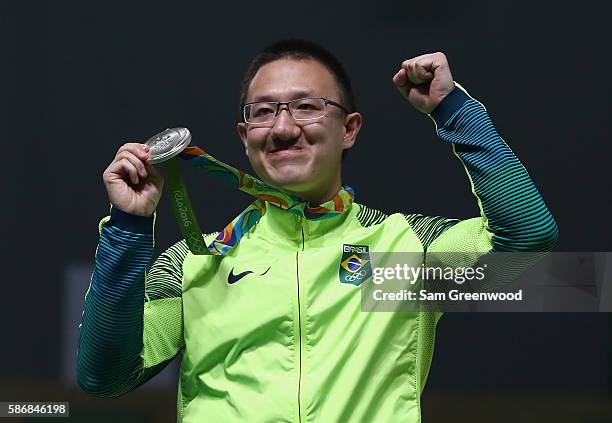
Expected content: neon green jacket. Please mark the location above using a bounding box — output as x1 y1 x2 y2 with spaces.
77 86 558 422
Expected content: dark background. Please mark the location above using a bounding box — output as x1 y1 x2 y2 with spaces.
1 0 610 421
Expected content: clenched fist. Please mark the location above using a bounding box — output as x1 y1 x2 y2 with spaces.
392 52 455 114
103 143 164 216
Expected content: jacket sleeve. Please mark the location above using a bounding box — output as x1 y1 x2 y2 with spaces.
76 207 189 397
401 84 559 393
404 82 559 254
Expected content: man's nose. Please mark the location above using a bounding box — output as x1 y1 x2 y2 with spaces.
271 105 300 140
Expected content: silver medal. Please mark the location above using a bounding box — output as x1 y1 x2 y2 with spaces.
145 127 192 164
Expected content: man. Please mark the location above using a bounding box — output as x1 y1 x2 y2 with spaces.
77 39 558 422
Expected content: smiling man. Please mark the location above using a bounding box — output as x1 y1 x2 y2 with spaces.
237 57 361 204
77 40 558 422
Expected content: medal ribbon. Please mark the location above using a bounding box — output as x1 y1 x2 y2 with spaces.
162 146 354 255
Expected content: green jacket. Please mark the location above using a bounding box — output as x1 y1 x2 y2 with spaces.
77 85 558 422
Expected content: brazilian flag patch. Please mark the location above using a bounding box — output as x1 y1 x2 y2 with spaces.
339 244 372 286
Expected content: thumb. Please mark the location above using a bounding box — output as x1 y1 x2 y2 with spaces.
144 161 164 185
393 68 409 87
393 68 412 96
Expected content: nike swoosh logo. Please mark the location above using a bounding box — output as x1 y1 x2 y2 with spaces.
227 266 271 284
228 268 253 284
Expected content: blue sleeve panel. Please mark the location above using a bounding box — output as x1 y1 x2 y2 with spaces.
429 84 559 252
76 207 170 397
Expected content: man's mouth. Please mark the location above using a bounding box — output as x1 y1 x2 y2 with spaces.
268 145 304 156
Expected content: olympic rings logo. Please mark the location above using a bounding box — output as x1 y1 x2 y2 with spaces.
344 269 368 282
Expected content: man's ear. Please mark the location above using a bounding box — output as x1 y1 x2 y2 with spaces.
342 112 362 150
237 122 249 156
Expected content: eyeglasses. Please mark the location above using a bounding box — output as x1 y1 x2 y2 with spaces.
242 97 349 125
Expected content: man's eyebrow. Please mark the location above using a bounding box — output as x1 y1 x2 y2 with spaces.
251 91 315 102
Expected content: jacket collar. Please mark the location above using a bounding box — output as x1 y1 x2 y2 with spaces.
253 189 355 249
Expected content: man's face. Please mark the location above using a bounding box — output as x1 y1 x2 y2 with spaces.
237 58 361 200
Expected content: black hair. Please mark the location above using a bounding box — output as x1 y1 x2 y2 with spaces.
238 39 357 119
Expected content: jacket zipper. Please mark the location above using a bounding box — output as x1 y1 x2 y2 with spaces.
295 220 305 423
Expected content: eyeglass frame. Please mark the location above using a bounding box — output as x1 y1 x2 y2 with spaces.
241 96 350 125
